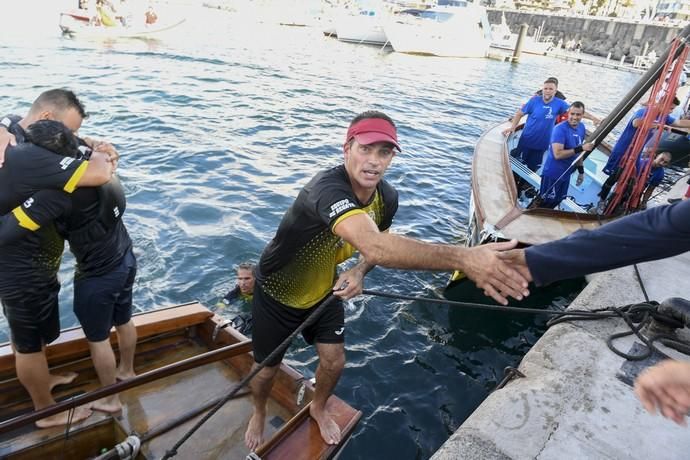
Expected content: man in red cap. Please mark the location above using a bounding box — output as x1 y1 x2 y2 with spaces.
245 110 529 451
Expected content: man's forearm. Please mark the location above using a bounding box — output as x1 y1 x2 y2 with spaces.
360 232 466 272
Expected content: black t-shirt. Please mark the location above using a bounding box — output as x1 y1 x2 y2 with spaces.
0 119 89 293
0 177 132 280
257 164 398 309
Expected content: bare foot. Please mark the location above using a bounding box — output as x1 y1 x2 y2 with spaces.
92 395 122 414
48 371 78 392
244 411 265 451
35 405 92 428
309 405 341 445
115 370 136 381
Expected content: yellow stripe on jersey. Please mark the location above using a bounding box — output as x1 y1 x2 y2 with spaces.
12 207 40 231
332 208 366 233
63 161 88 193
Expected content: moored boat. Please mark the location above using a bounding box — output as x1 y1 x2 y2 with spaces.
0 302 361 459
490 13 553 56
444 120 615 303
59 10 185 39
383 0 492 58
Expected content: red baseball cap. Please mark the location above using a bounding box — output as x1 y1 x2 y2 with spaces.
345 118 401 151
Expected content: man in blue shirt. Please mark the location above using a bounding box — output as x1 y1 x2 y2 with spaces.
598 98 690 203
504 78 571 172
638 151 671 209
538 101 594 208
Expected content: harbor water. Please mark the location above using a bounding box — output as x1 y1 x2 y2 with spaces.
0 2 640 458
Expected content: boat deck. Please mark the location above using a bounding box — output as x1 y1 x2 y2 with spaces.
472 121 612 245
0 303 361 459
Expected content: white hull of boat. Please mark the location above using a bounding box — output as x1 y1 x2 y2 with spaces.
383 6 491 57
490 36 552 55
336 15 387 45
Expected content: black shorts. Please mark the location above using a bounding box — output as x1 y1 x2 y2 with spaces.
1 279 61 354
252 282 344 367
73 248 137 342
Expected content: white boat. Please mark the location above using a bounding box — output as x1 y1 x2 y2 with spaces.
490 13 553 55
59 9 185 39
383 0 492 58
336 7 388 46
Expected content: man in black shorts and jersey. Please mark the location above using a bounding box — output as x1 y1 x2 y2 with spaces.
0 89 116 427
0 120 137 414
245 111 530 450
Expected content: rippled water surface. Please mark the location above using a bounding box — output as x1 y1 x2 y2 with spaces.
1 2 639 458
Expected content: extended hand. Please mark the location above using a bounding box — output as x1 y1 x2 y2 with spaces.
461 240 530 305
583 142 595 152
634 360 690 426
502 127 515 137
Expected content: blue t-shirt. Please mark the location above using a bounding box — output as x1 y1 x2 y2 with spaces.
541 121 586 180
605 107 676 173
519 96 570 151
636 157 665 187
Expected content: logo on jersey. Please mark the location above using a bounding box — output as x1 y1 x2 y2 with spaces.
23 197 34 208
328 199 356 218
543 106 554 119
113 206 121 218
59 157 75 170
334 327 344 336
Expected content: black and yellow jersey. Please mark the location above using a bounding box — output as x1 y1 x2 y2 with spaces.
0 143 88 215
257 164 398 309
0 123 90 294
0 178 132 282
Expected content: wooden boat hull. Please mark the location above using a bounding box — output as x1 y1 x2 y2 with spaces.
0 302 361 459
444 121 614 303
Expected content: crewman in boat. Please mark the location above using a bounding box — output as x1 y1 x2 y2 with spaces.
216 261 255 309
244 110 531 451
504 77 599 173
5 120 138 415
537 101 594 209
503 77 570 172
597 97 690 208
0 89 116 427
637 151 672 209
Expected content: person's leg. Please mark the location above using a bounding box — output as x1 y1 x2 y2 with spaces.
244 283 295 451
115 320 137 380
245 364 280 451
112 252 137 380
87 338 122 413
73 261 130 413
310 342 345 445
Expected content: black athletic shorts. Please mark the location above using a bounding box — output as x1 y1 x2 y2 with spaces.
1 278 61 354
252 281 344 367
73 248 137 342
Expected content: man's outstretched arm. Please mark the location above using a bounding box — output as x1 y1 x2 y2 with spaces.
334 213 530 305
499 201 690 286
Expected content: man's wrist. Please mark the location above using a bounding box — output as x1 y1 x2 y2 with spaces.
573 145 584 154
0 117 11 131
